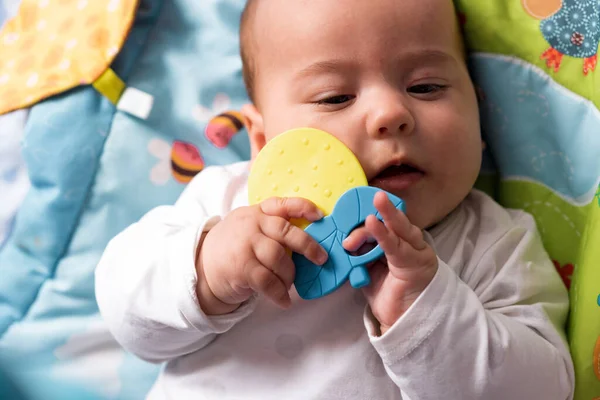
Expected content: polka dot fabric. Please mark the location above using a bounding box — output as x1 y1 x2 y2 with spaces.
0 0 139 115
540 0 600 59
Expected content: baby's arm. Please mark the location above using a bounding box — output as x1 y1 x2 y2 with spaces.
365 212 574 400
95 164 253 363
95 163 326 364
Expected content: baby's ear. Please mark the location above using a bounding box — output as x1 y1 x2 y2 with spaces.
241 103 266 159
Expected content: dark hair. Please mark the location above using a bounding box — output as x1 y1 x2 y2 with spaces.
240 0 257 103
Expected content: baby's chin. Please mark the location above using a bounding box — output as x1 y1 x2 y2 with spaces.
377 189 450 230
418 192 470 231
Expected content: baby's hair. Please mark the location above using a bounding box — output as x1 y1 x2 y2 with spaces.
240 0 258 104
239 0 468 105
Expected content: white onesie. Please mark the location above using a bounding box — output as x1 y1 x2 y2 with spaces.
96 161 574 400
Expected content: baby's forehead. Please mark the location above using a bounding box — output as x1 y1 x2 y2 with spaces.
243 0 464 98
248 0 461 49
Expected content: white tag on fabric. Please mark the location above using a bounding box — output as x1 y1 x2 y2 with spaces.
117 87 154 119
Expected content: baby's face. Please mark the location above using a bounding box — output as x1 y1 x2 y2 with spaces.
245 0 482 229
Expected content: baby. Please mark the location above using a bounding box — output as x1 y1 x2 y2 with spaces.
96 0 575 399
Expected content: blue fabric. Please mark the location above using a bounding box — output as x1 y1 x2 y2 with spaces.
1 358 102 400
0 0 250 398
0 2 26 249
0 363 25 400
0 110 29 249
470 54 600 204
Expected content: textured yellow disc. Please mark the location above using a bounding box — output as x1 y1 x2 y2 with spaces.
248 128 367 228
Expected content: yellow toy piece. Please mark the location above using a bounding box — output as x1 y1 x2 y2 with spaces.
248 128 367 228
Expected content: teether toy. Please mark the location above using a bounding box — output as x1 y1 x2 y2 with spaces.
248 127 406 299
248 128 368 228
293 186 405 299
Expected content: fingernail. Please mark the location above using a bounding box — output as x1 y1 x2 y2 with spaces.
318 251 328 265
342 238 358 250
315 210 324 219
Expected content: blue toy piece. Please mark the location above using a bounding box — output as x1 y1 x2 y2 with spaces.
293 186 405 300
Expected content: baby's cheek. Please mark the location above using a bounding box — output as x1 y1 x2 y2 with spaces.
434 114 481 175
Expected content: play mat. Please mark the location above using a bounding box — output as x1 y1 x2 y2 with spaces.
0 0 598 399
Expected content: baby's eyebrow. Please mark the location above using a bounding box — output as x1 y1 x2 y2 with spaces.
404 49 457 66
295 59 354 79
294 50 457 80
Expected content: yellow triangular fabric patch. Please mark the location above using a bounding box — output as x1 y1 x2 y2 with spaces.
0 0 139 115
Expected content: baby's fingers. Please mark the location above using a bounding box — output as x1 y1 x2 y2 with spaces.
342 226 374 252
365 214 436 272
364 214 402 260
252 237 296 288
260 216 328 265
373 191 426 250
260 197 323 222
246 262 291 308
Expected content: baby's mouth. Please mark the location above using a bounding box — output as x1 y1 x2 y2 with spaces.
368 164 424 193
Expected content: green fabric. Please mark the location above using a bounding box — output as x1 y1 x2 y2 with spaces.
456 0 600 398
461 0 600 109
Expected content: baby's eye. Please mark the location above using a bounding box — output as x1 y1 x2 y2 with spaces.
408 84 447 95
317 95 355 105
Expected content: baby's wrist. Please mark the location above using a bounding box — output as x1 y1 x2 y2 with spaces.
195 235 241 315
196 273 241 315
378 292 420 333
372 265 438 336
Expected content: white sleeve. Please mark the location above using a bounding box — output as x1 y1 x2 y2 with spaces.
95 163 257 364
364 214 575 400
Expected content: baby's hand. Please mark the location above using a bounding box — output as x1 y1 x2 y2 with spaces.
197 197 327 315
343 191 438 335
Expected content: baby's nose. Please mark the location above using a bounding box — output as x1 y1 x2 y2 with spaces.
378 123 409 135
369 99 415 137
